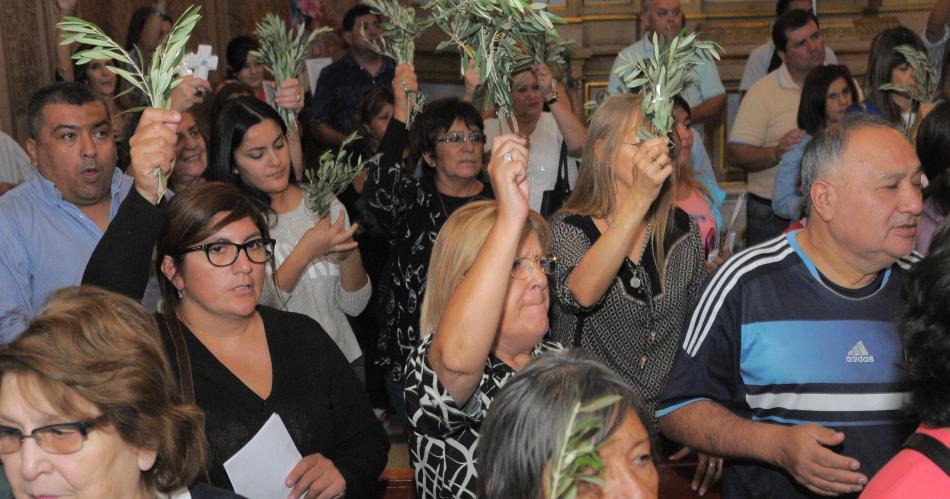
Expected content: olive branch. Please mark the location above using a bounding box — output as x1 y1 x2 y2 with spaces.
58 4 203 201
253 13 331 133
303 131 381 219
879 44 937 140
363 0 433 128
546 395 621 499
424 0 564 127
613 30 722 142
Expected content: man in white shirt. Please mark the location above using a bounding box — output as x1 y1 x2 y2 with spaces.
0 131 32 196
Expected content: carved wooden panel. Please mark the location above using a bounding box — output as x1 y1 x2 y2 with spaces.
0 0 56 143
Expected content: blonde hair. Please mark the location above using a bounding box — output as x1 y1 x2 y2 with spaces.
419 201 551 336
561 94 679 281
0 286 208 493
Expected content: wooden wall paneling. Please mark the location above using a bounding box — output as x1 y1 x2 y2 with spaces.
0 0 57 143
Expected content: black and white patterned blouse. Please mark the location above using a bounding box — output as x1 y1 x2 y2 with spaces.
363 121 493 382
548 210 706 417
404 333 561 498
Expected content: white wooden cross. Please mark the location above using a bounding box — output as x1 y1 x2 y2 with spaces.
184 44 218 81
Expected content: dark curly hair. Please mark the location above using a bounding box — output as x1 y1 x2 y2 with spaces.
900 219 950 426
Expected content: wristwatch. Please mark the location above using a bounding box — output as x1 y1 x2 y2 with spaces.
544 80 559 105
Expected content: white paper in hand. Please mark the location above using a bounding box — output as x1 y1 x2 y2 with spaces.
223 413 302 499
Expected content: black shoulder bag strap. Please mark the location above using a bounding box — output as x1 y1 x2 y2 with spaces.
165 312 196 404
903 432 950 477
555 140 570 192
164 312 212 484
562 215 601 347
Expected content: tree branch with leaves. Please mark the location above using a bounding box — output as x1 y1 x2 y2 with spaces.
253 12 331 133
613 31 722 143
424 0 563 128
58 4 203 201
362 0 433 128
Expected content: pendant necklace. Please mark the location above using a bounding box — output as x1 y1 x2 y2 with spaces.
605 218 653 289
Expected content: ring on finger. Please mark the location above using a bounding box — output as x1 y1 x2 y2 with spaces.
503 152 513 162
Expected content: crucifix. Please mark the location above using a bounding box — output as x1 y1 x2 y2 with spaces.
183 44 218 80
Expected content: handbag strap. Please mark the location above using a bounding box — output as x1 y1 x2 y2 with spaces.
903 432 950 477
554 140 570 190
165 312 196 404
164 312 213 484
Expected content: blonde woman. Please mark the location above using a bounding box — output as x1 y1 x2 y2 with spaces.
549 93 707 417
403 135 561 499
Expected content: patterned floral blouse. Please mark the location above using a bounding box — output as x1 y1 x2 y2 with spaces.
363 121 493 382
404 333 561 498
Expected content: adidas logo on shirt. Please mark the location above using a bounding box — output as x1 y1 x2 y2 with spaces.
846 341 875 363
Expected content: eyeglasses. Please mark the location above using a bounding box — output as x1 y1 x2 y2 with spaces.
511 254 557 280
436 132 486 145
0 416 108 455
178 238 276 267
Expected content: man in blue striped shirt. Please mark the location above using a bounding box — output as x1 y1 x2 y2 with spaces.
0 82 133 342
658 114 922 498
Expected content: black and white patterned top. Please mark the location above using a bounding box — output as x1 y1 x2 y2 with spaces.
364 121 493 382
548 210 706 417
404 333 561 498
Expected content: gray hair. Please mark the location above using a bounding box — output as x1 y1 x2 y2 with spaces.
800 113 899 216
477 350 655 499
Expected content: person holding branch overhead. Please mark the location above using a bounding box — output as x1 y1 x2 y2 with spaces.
548 94 718 494
403 132 561 498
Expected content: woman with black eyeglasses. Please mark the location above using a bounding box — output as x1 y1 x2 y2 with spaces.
361 64 495 423
83 108 388 498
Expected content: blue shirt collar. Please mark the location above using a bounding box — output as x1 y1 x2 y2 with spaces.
30 167 127 207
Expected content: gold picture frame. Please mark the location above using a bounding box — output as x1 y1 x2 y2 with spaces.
584 81 609 105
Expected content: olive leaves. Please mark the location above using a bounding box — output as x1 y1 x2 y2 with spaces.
424 0 564 122
546 395 621 499
613 30 722 141
303 132 381 219
57 4 203 201
253 13 331 132
878 44 937 140
363 0 433 128
879 45 937 104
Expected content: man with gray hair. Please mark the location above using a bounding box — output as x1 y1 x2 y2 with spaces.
656 114 922 498
607 0 725 132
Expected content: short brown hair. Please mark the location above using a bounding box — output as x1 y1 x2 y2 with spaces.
0 286 207 493
156 181 272 312
419 200 551 335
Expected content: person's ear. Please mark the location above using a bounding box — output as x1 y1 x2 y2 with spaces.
777 47 789 65
810 179 837 222
25 138 39 167
341 30 354 47
136 448 158 473
160 255 185 293
422 151 436 167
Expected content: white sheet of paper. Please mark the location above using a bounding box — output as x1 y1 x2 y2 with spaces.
223 413 302 499
306 58 333 95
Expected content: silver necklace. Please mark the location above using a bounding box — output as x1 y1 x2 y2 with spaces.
604 218 653 289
